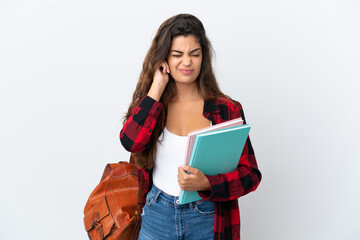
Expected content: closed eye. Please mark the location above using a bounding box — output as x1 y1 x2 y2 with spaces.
172 54 200 57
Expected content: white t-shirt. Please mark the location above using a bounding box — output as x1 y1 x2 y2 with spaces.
152 127 187 196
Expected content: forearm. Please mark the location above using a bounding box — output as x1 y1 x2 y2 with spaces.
198 138 262 202
120 96 163 152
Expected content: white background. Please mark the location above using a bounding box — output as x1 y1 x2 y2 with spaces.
1 0 359 239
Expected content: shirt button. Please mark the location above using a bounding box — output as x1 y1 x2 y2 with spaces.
156 108 160 111
149 129 152 133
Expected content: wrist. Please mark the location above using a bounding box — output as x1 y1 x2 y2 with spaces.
201 176 211 191
147 82 165 102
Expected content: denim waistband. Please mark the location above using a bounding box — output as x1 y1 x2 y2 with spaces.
150 184 198 208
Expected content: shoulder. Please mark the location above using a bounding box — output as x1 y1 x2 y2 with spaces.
213 97 243 113
204 96 244 122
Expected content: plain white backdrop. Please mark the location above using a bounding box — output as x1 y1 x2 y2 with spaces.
1 0 359 239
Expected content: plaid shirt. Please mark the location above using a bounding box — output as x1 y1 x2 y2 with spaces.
120 96 262 240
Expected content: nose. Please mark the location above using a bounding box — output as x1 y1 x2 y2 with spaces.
182 55 192 66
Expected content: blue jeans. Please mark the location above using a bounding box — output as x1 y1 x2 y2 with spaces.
138 184 215 240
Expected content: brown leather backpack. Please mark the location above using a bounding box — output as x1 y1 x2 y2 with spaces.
83 158 145 240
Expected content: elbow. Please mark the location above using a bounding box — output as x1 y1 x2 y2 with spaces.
251 169 262 190
254 168 262 182
120 132 144 153
120 132 135 152
241 168 262 194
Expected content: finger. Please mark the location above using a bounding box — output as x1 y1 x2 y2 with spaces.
161 63 166 74
165 62 170 73
177 172 186 189
181 165 197 174
178 168 193 187
161 62 167 73
177 168 183 181
178 167 187 179
179 167 192 179
177 168 182 180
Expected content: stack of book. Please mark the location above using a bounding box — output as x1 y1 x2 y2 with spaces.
179 117 250 204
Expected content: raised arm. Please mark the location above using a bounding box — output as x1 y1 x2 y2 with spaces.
120 61 170 152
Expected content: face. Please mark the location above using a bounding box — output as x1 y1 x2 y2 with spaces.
167 35 202 85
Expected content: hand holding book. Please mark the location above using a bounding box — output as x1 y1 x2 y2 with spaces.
177 165 211 191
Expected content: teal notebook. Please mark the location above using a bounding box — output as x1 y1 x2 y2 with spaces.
178 124 250 205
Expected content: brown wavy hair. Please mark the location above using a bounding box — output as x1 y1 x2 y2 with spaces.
123 14 229 169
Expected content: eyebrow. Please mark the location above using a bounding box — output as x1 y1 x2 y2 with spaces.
170 48 201 54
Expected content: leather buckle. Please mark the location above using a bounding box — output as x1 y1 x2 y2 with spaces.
90 212 104 239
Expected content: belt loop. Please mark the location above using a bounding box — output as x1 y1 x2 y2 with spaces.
153 187 162 203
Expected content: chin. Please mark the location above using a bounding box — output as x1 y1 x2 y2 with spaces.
174 79 197 85
172 75 198 84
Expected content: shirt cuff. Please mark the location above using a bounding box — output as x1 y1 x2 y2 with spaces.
198 175 222 200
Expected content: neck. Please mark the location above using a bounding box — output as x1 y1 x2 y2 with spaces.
174 82 202 102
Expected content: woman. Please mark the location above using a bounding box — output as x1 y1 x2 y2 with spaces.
120 14 261 240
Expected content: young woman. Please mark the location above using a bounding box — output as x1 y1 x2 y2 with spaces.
120 14 261 240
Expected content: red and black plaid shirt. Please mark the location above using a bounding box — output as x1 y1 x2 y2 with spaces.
120 96 262 240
